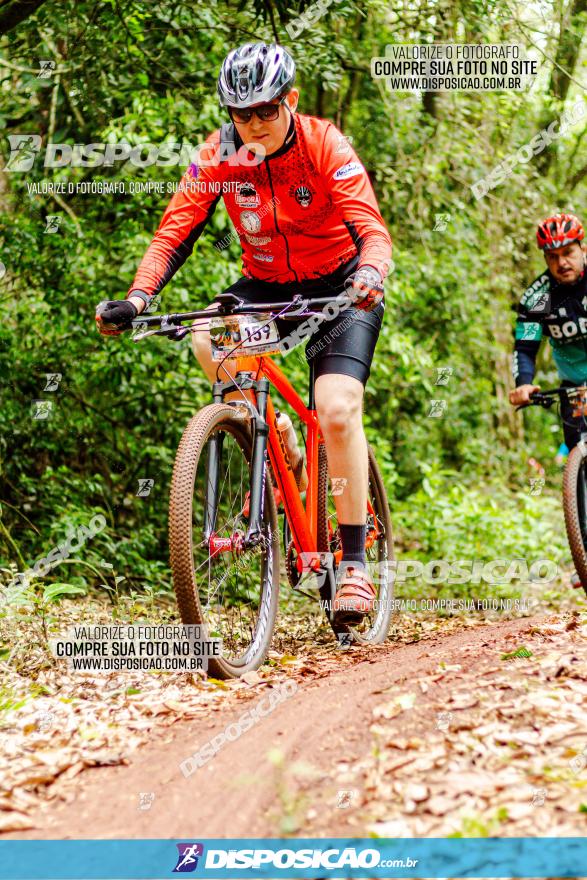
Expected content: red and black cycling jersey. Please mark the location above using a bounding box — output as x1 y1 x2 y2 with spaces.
128 113 392 298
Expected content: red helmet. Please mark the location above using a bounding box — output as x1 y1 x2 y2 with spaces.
536 212 584 250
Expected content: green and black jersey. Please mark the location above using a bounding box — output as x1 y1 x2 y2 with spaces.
512 270 587 386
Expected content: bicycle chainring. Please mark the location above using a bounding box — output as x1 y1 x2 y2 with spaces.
285 539 301 588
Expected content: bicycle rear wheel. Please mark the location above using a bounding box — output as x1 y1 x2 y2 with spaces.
169 403 280 678
318 443 395 643
562 444 587 598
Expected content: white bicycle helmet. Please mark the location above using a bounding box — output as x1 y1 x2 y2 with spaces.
217 42 296 108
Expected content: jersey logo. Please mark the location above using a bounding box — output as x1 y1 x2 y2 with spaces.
294 185 312 207
245 234 271 245
240 211 261 233
524 286 550 313
516 322 542 341
333 162 364 180
547 317 587 340
236 182 260 208
521 273 550 312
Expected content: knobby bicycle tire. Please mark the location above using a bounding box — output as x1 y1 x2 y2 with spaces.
169 403 280 678
317 443 395 643
562 445 587 598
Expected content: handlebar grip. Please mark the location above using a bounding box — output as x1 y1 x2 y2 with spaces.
95 300 110 318
517 395 554 411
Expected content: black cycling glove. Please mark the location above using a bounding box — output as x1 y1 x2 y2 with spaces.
95 300 138 336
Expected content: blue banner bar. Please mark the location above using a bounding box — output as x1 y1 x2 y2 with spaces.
0 837 586 879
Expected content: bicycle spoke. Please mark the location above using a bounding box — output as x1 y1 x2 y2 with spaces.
189 423 273 662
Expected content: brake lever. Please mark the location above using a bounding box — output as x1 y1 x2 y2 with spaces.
531 395 554 408
516 396 553 411
169 326 191 341
132 325 190 342
281 296 311 317
132 327 162 341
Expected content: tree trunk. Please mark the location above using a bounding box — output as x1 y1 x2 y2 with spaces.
0 0 48 34
536 0 587 172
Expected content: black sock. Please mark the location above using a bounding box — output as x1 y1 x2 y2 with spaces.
339 523 367 568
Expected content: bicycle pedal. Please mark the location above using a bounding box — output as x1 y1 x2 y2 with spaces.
332 602 366 627
570 570 583 589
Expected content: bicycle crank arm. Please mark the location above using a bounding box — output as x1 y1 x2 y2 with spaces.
317 552 337 620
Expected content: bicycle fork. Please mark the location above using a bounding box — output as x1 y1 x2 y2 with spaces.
205 374 271 550
244 378 270 546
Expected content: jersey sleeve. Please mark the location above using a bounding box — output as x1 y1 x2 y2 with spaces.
319 124 392 280
512 301 543 386
127 132 225 301
511 273 552 385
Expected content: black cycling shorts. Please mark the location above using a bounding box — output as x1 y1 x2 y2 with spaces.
560 381 584 451
217 260 384 387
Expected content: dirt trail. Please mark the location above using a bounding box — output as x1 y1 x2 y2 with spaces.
5 611 586 840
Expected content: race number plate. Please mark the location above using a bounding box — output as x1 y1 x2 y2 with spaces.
210 314 281 360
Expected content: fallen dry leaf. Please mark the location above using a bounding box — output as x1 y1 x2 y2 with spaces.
0 811 35 831
82 750 126 767
373 692 416 720
403 782 429 802
425 795 459 816
241 671 263 685
448 693 479 710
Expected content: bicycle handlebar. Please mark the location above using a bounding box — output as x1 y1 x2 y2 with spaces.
131 293 343 340
516 386 586 411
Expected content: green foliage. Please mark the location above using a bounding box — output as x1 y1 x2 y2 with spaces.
448 807 509 837
501 645 533 660
0 686 27 719
0 0 586 619
395 463 567 560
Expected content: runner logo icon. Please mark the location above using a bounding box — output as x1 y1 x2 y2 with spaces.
173 843 204 872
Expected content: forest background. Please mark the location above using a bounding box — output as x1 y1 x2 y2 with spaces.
1 0 586 619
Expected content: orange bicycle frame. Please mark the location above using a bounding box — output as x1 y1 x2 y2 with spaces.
235 354 323 571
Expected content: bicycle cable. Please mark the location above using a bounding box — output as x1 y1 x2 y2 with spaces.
208 300 312 413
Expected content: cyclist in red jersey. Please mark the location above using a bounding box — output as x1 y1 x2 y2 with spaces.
96 43 393 622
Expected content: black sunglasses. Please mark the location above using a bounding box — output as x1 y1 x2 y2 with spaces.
228 95 287 124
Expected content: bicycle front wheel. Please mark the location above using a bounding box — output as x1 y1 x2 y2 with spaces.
169 404 280 678
562 444 587 598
